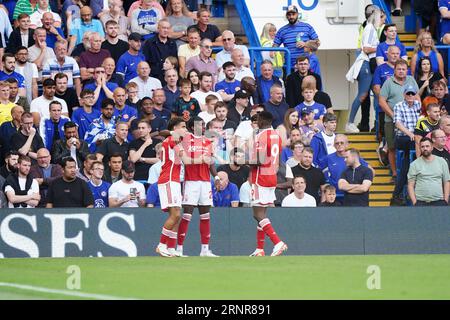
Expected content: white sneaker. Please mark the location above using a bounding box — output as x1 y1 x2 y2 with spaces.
345 123 360 133
271 241 288 256
249 249 265 257
200 250 220 257
156 244 173 257
168 248 188 257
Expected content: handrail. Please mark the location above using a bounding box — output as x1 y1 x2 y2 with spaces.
212 46 292 78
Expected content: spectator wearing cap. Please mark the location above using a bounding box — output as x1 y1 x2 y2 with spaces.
256 60 283 104
46 156 94 208
30 78 68 126
295 81 327 122
188 8 222 46
211 171 240 207
215 61 241 102
108 160 146 207
299 105 324 143
310 113 337 169
116 32 145 83
273 4 320 70
390 85 422 205
227 90 252 125
215 30 250 70
142 19 178 84
101 20 130 64
263 84 289 128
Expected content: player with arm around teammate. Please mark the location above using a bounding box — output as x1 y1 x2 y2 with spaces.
247 111 288 257
176 116 220 257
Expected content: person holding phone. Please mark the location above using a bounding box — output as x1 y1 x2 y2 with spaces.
108 160 145 207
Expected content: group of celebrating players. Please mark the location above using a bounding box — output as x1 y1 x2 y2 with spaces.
156 112 287 258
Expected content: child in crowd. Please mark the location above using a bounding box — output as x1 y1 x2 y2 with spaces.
295 83 327 123
319 184 340 207
198 94 219 125
304 40 321 76
125 82 140 110
163 56 179 73
172 79 201 121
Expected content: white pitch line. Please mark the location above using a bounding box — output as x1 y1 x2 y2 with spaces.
0 282 139 300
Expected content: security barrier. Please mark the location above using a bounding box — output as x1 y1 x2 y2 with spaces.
0 207 449 258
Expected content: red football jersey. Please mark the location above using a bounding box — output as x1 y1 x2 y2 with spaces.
158 136 182 184
182 132 212 182
250 128 282 188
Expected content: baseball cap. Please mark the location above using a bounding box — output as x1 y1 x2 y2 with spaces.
235 89 250 99
122 160 135 173
403 85 417 94
128 32 142 41
286 5 299 14
300 105 314 116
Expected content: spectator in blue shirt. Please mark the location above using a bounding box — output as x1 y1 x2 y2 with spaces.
88 161 111 208
375 24 408 65
0 53 26 97
116 33 146 84
295 86 327 122
84 66 119 111
212 171 239 207
263 84 289 128
215 61 241 102
146 183 161 207
310 113 337 169
256 60 283 104
71 89 102 140
68 6 105 55
273 5 320 69
41 12 65 49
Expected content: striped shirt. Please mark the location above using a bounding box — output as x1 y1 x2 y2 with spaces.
42 57 81 88
393 100 421 136
13 0 38 20
85 116 117 152
274 21 319 68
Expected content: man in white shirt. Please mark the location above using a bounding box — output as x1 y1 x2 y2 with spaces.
108 160 146 207
4 155 40 208
215 30 250 70
27 27 56 80
30 78 68 126
29 0 62 28
218 48 254 82
190 71 222 111
281 175 317 207
130 61 162 99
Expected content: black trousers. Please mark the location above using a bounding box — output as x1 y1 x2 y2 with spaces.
415 200 448 206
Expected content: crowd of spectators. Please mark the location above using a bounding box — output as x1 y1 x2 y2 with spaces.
0 1 449 209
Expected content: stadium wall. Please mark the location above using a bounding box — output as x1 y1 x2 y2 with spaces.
0 208 449 258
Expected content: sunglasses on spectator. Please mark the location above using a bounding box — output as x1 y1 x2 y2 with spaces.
405 92 415 96
223 38 233 42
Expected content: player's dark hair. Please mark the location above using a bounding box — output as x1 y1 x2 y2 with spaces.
167 117 185 131
257 111 273 127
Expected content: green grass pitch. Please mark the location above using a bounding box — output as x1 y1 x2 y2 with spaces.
1 255 450 299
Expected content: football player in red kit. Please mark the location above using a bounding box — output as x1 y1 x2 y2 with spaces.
247 111 288 256
176 116 219 257
156 117 188 257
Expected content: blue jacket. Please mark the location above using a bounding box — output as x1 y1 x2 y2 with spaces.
40 117 70 151
256 75 282 104
310 131 333 170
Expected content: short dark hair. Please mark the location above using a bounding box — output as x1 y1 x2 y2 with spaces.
15 46 28 54
222 61 235 70
179 78 192 87
61 156 76 169
101 98 115 109
420 137 433 145
54 73 68 81
292 174 307 185
5 77 19 85
80 89 95 98
199 71 212 81
42 78 56 87
109 152 124 160
323 113 337 123
5 150 19 159
257 111 273 126
63 121 78 131
296 56 309 64
2 53 15 63
167 117 185 131
49 101 62 110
